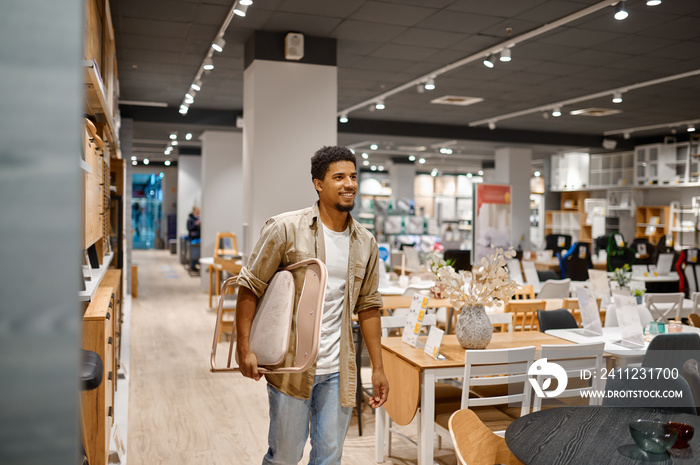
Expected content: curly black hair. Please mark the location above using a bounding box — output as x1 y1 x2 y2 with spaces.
310 146 356 181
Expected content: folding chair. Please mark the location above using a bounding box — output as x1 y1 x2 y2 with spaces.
643 292 684 322
210 258 327 374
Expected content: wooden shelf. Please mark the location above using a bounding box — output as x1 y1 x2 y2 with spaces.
79 252 114 302
84 60 119 151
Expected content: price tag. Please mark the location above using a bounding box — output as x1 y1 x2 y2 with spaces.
424 326 445 360
402 294 428 347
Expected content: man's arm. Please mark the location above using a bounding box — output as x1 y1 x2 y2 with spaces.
358 307 389 408
235 286 262 381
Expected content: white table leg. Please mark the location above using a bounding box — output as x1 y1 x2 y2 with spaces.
375 405 386 463
419 371 435 465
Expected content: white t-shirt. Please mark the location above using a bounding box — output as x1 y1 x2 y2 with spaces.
315 223 350 374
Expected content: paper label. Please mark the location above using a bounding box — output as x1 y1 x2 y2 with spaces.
613 293 645 348
576 287 603 335
402 294 428 347
424 325 445 360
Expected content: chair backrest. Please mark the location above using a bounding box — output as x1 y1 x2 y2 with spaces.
507 259 525 285
461 346 536 418
643 292 684 321
545 234 572 255
505 300 546 331
606 232 636 271
532 342 605 411
448 409 524 465
512 284 535 300
536 279 571 299
631 237 654 265
681 359 700 415
537 309 578 333
521 260 541 292
380 313 437 337
642 333 700 372
214 232 239 258
563 242 593 282
679 248 700 298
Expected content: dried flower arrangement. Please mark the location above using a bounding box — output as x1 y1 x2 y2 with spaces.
428 248 520 308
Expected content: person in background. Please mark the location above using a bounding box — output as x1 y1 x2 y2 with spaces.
235 146 389 465
186 206 201 271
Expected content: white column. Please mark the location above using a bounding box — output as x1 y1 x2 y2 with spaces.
493 147 532 249
201 130 243 257
242 60 337 253
177 154 202 255
389 160 416 205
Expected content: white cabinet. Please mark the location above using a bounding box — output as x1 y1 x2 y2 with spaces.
589 152 633 188
550 152 590 191
634 143 674 186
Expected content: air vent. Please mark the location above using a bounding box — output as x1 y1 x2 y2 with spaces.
569 107 622 117
431 95 484 106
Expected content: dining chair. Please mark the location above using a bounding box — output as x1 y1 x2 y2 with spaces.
643 292 685 321
448 409 524 465
601 375 696 415
512 284 535 300
521 260 541 293
505 300 546 331
561 242 593 282
603 301 653 327
531 342 605 412
536 278 571 299
536 309 578 333
562 297 604 326
641 333 700 372
435 345 537 442
681 359 700 415
689 313 700 328
380 313 437 337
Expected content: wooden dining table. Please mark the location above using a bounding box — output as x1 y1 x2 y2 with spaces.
376 332 576 465
506 406 700 464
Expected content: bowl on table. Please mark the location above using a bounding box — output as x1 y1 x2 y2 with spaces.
629 420 678 454
667 422 694 449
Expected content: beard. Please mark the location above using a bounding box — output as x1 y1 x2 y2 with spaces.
335 201 355 212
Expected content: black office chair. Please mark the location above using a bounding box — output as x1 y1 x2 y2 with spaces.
561 242 593 281
652 235 678 269
537 309 578 333
602 375 696 415
681 359 700 415
642 333 700 372
594 234 610 258
444 249 471 272
606 232 635 272
80 349 103 465
545 234 572 257
631 237 654 265
679 247 700 299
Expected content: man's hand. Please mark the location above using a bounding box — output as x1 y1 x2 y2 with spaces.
369 368 389 408
237 346 262 381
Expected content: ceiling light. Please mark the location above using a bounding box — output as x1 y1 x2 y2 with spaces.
623 132 631 139
164 149 170 155
500 48 511 62
378 165 385 171
171 140 179 146
614 1 628 20
483 55 495 68
688 125 696 132
179 104 189 115
212 36 226 53
488 121 496 130
131 155 137 160
375 100 385 110
164 160 171 166
552 107 562 117
534 171 541 177
418 158 426 164
646 0 661 5
143 158 150 165
233 3 248 16
478 170 484 176
370 165 377 171
431 169 438 177
339 114 348 123
424 77 436 91
408 155 416 161
467 173 473 178
362 160 369 166
169 133 177 140
185 94 195 104
132 160 138 166
612 91 623 104
191 79 202 92
203 57 214 70
185 133 192 141
370 144 378 150
362 152 369 159
239 0 253 5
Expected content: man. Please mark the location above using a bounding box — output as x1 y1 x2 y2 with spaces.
235 146 389 465
186 206 201 271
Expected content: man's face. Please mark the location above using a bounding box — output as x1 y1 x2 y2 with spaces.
314 161 357 213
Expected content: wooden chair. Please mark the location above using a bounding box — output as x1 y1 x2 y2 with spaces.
214 231 239 258
448 409 524 465
512 284 535 300
505 300 546 331
562 297 605 325
689 313 700 328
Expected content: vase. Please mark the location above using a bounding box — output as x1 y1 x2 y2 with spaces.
455 305 493 349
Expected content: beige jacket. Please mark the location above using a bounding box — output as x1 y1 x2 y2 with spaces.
236 201 383 407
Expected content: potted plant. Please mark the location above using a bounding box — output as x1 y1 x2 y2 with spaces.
613 264 632 290
632 288 646 305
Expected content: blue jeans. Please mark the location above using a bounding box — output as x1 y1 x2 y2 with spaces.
262 372 352 465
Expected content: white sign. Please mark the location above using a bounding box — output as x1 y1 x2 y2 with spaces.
402 294 429 348
424 326 445 360
576 287 603 335
613 293 645 348
588 269 611 307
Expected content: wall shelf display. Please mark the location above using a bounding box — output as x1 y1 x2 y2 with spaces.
672 134 700 184
635 206 669 244
545 191 589 243
669 199 700 249
550 152 590 191
634 142 674 186
589 152 633 188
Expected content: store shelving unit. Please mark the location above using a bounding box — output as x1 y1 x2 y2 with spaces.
589 152 634 188
635 206 669 244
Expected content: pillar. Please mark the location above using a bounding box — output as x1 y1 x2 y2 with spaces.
242 32 337 253
389 158 416 207
492 147 533 249
177 155 202 255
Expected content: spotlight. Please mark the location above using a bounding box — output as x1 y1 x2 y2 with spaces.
170 133 177 140
362 153 369 159
171 140 179 146
467 173 473 178
431 168 438 177
375 100 385 110
362 160 369 166
612 91 623 104
424 77 436 91
534 171 541 177
614 1 628 20
488 121 496 130
203 57 214 70
164 160 171 166
212 36 226 53
370 165 377 171
646 0 661 5
185 93 195 104
552 107 562 117
185 133 192 141
478 170 484 176
191 79 202 92
500 48 511 62
624 132 631 140
370 144 378 150
688 125 696 132
239 0 253 5
143 158 150 165
233 3 248 16
339 114 348 123
418 158 426 164
131 156 137 160
179 104 189 115
132 160 138 166
483 55 495 68
378 165 385 171
408 155 416 161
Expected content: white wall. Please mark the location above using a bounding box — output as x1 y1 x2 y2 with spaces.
177 155 202 253
201 130 243 257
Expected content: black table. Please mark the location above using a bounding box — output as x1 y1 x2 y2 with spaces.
506 407 700 465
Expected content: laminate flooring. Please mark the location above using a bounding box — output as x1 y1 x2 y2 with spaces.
127 249 457 465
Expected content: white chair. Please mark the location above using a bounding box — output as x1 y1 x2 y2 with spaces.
435 346 536 442
507 259 525 285
522 260 541 293
536 278 571 299
603 302 653 327
380 313 437 337
644 292 684 321
531 342 606 411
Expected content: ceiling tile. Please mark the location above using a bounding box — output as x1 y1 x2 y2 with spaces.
392 28 468 49
416 10 503 34
332 19 408 42
369 43 439 62
559 49 631 66
446 0 547 18
640 17 700 41
539 27 624 48
276 0 364 18
263 12 342 36
350 2 440 27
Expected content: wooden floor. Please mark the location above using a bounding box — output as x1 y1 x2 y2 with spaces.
127 249 458 465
